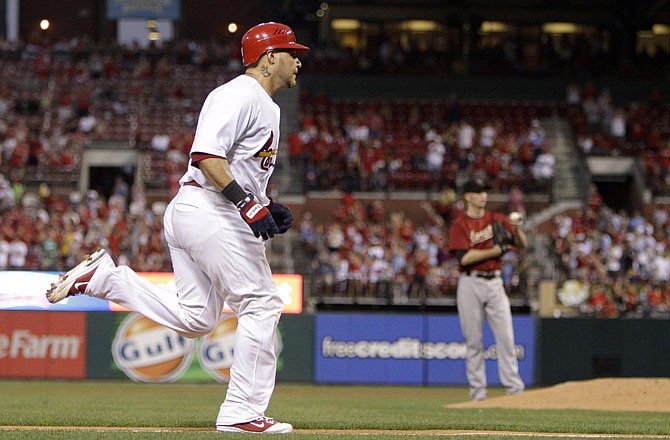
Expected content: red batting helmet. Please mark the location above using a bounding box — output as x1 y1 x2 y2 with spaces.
241 22 310 67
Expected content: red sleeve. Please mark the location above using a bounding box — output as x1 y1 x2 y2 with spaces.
190 152 226 169
448 214 470 252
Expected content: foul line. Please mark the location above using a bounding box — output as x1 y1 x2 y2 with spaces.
0 426 669 438
297 430 670 438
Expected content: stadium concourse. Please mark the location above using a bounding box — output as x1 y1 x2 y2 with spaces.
0 37 668 317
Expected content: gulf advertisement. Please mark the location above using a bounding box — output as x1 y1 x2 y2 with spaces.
315 312 535 386
107 312 313 383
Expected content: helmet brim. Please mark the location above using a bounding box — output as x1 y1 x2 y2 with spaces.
268 42 310 56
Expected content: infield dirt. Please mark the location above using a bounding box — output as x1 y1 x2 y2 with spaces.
449 378 670 412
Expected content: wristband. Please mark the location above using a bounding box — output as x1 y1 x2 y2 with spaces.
221 180 247 205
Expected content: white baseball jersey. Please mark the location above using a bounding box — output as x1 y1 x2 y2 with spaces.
180 75 280 205
84 73 287 427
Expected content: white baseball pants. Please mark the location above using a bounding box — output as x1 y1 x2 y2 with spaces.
87 185 284 425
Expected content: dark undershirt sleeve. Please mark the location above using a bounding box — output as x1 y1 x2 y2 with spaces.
451 249 467 264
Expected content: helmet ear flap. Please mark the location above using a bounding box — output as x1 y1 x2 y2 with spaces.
241 22 309 67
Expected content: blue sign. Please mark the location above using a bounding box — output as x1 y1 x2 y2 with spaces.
315 313 425 384
315 312 535 386
425 315 535 386
106 0 181 19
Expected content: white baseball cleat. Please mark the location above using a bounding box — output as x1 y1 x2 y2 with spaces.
46 248 109 303
216 417 293 434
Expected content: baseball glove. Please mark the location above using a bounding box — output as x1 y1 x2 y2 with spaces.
492 221 515 252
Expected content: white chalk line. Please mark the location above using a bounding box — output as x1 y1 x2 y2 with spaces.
0 426 669 438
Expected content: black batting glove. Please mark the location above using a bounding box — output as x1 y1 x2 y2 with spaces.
236 194 279 240
267 200 293 234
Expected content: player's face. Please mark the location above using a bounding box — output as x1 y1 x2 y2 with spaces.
465 191 487 209
273 50 301 88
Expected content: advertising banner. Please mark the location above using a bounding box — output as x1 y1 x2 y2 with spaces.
0 271 303 314
112 312 198 382
106 0 181 19
105 312 312 383
0 311 87 378
425 315 535 386
315 312 535 386
315 313 426 384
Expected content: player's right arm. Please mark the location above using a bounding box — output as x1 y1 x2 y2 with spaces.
199 157 235 191
458 246 505 266
448 217 505 267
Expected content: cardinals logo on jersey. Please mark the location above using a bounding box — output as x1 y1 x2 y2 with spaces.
254 132 277 171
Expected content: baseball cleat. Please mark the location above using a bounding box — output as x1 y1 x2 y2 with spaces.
46 248 108 303
216 417 293 434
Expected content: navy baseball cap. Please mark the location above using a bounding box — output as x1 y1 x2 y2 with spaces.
462 178 491 193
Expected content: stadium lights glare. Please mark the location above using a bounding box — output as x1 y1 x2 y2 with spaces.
400 20 438 32
653 24 670 35
542 22 579 34
480 21 510 33
332 19 360 31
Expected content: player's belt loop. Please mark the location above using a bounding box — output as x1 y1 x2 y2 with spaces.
465 270 501 279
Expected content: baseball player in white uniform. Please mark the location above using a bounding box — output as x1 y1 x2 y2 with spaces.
46 22 309 434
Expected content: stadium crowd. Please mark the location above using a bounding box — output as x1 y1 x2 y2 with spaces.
1 34 669 197
549 188 670 318
297 192 525 306
298 188 670 316
0 34 669 316
0 177 171 273
291 94 556 194
566 83 670 197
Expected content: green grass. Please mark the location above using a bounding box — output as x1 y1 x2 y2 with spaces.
0 380 668 439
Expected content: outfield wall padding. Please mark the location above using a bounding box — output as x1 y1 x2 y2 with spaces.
536 318 670 386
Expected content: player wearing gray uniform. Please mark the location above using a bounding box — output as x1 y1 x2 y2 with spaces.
447 178 526 401
46 22 309 434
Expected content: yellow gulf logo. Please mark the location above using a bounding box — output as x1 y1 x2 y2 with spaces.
198 314 283 383
112 313 196 382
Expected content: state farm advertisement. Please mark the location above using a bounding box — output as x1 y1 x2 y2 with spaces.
0 311 87 378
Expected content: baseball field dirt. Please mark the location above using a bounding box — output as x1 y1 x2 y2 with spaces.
449 378 670 412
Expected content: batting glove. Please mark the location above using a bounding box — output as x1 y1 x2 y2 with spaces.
236 194 278 240
222 180 279 240
267 200 293 234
